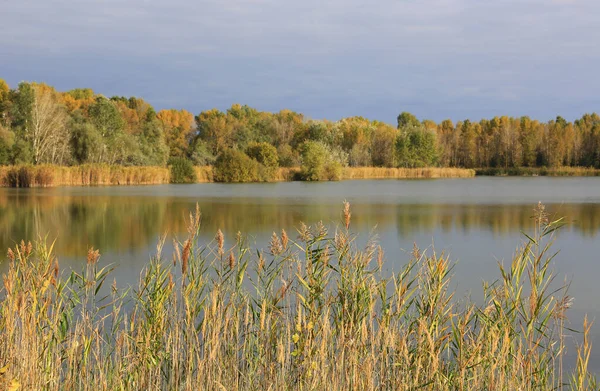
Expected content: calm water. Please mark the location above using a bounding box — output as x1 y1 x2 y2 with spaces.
1 177 600 369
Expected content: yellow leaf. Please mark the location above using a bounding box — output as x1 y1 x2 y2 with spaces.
0 365 7 375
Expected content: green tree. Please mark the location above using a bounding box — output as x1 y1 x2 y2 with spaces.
0 123 15 164
88 96 125 138
395 126 438 168
10 82 34 139
397 112 421 129
371 124 397 167
138 109 169 166
189 139 216 166
70 122 103 164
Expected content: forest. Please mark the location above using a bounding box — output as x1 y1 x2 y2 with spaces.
1 78 599 181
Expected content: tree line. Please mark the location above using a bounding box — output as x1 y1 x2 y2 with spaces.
1 78 600 180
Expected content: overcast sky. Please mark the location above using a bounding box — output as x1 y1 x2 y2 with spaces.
1 0 599 123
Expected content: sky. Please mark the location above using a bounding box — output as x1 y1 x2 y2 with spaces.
1 0 599 124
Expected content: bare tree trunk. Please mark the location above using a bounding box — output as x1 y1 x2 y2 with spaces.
30 84 70 165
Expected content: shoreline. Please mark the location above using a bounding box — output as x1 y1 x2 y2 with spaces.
475 167 600 177
5 164 600 187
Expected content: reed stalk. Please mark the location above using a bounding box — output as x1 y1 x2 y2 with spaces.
0 203 596 390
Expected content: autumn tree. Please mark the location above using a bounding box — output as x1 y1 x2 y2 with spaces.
371 123 397 167
157 109 194 158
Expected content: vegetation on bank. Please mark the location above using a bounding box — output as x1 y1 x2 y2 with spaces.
0 164 170 187
476 166 600 177
0 164 474 187
1 78 600 182
0 203 596 390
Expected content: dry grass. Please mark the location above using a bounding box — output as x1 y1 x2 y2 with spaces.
0 203 596 390
476 166 600 177
0 165 170 187
199 166 473 183
343 166 476 179
0 165 474 187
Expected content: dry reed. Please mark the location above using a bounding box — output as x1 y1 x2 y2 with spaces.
342 166 476 179
0 203 597 390
0 164 170 187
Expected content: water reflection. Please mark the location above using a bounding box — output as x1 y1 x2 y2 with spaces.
1 180 600 372
1 190 600 258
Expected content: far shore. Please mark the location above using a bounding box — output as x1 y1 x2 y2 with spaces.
2 164 600 188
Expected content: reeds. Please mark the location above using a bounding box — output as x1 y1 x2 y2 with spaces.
342 166 476 179
0 203 596 390
0 164 170 187
476 166 600 177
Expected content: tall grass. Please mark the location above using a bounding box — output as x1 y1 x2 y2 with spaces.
0 203 596 390
343 166 476 179
476 166 600 177
0 165 170 187
0 165 475 187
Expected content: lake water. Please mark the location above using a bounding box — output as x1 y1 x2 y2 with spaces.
1 177 600 369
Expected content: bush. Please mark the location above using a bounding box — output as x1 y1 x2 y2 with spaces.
246 142 279 181
324 160 343 180
168 157 197 184
190 139 216 166
213 149 259 183
277 144 299 167
300 141 344 181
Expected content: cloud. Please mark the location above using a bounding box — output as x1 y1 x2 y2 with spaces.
1 0 599 122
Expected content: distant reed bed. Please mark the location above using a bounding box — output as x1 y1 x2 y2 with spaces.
343 166 476 179
0 202 596 390
476 166 600 177
0 165 170 187
153 166 474 184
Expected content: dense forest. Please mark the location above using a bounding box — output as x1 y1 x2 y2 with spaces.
1 78 599 181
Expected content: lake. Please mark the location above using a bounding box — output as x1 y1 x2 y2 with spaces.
1 177 600 369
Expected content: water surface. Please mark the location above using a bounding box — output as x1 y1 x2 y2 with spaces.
1 177 600 369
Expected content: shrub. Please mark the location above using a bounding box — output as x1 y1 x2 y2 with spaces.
324 160 343 180
300 141 344 181
190 139 216 166
168 157 197 184
277 144 299 167
246 142 279 181
213 149 259 182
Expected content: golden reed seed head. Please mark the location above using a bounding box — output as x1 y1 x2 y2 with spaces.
377 246 384 269
3 275 12 296
228 251 236 269
534 201 549 226
173 240 181 266
343 200 351 230
298 222 311 242
87 248 100 265
7 248 14 262
19 240 32 257
216 229 225 256
182 239 191 275
188 203 201 235
270 232 283 255
258 252 265 272
52 258 59 286
281 229 289 251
